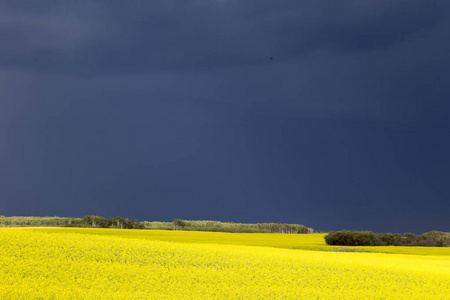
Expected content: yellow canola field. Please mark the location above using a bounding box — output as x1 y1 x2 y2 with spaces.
0 228 449 299
27 227 450 256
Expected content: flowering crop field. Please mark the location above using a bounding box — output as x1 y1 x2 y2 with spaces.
0 228 449 299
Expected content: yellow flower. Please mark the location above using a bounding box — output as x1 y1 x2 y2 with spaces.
0 227 448 299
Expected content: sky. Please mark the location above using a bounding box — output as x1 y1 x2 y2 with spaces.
1 0 450 233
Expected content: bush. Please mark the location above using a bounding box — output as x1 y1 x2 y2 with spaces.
377 233 403 246
403 232 417 245
325 230 450 247
325 231 379 246
419 231 450 247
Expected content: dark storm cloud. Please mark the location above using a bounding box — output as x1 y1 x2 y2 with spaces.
1 0 449 74
1 1 450 233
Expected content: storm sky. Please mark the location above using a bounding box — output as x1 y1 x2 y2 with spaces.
1 0 450 233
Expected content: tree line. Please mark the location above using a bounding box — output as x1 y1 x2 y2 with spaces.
325 230 450 247
82 215 144 229
172 219 313 233
0 216 83 227
0 215 313 234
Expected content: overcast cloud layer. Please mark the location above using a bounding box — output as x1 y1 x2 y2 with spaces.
1 0 450 232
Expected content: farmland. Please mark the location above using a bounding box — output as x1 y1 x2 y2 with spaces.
1 227 449 299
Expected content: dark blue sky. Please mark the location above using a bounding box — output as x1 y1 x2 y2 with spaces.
1 0 449 233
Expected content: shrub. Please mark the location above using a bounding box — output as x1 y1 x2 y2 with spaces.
378 233 403 246
325 231 378 246
325 230 450 247
403 233 417 245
